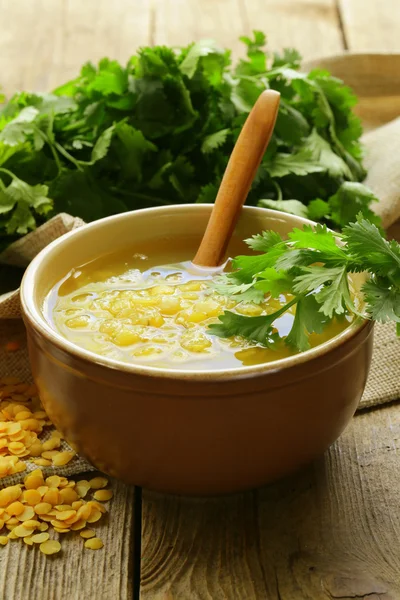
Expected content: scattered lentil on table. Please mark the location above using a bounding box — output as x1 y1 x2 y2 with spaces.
0 376 113 554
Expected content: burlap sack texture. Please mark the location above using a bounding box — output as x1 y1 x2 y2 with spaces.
0 215 95 484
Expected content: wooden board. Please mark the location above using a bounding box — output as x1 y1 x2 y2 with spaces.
0 0 152 97
242 0 345 59
0 0 347 99
0 477 136 600
141 405 400 599
339 0 400 52
0 1 400 598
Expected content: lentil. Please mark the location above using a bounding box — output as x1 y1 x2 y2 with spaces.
93 489 113 502
31 532 49 543
84 538 103 550
80 529 95 539
40 540 61 555
89 477 108 490
52 451 75 466
0 375 112 555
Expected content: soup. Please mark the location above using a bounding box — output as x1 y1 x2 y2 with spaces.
46 237 353 370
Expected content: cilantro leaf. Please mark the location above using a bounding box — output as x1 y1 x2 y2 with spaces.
308 198 330 221
0 169 53 238
274 101 309 145
288 223 345 256
304 128 352 179
272 48 302 68
267 149 324 178
209 302 292 346
259 198 309 219
363 279 400 323
231 248 286 283
328 183 380 229
0 106 40 146
343 217 400 276
179 40 222 79
293 266 346 295
314 266 352 317
245 230 282 252
88 124 114 164
0 32 371 250
201 129 230 154
286 295 330 352
213 276 265 303
209 311 274 345
255 268 293 298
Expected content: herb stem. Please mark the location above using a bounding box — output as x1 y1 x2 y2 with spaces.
54 142 84 172
0 168 15 180
271 180 283 201
267 294 303 323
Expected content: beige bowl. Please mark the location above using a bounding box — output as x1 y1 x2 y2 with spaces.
20 206 373 495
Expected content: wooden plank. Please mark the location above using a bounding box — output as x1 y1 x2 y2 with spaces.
152 0 246 58
153 0 345 61
0 476 136 600
338 0 400 52
0 321 137 599
141 405 400 599
0 0 152 98
242 0 345 59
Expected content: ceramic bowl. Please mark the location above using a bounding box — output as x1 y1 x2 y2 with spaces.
20 206 374 495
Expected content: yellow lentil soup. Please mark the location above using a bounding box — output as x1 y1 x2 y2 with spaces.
46 237 353 370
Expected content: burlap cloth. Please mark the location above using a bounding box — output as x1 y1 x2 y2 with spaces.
0 215 96 486
1 64 400 485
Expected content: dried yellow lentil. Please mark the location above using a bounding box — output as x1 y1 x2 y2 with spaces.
24 536 34 546
0 379 111 555
18 506 35 521
84 538 103 550
34 502 52 515
60 488 79 504
6 501 24 516
31 532 49 543
75 481 90 498
52 451 75 467
33 458 52 467
24 489 41 506
93 489 113 502
40 540 61 555
89 477 108 490
23 520 41 529
80 529 95 539
46 476 61 488
14 524 33 537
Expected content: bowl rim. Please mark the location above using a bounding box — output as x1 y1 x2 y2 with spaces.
20 205 370 381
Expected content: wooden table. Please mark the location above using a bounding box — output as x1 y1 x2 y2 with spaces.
1 1 400 598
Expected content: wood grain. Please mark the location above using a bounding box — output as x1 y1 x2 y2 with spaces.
242 0 345 59
0 0 152 97
194 90 280 267
0 476 136 600
152 0 246 58
141 406 400 599
339 0 400 52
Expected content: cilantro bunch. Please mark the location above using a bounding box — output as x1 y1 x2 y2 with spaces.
0 32 379 252
210 217 400 352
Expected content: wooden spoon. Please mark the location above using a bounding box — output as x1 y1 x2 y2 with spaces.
193 89 280 269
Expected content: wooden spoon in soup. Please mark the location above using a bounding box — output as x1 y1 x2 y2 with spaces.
48 91 352 370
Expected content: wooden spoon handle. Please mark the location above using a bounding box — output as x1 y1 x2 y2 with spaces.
193 89 280 267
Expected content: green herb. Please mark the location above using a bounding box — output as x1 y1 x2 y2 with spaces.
0 32 378 251
210 216 400 352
